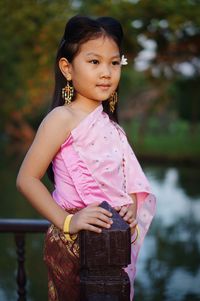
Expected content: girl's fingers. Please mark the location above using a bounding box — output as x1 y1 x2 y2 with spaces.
93 212 113 224
84 212 113 228
127 217 135 224
123 210 134 221
114 206 121 211
73 211 112 232
97 207 112 217
84 223 102 233
130 220 138 228
82 217 112 233
82 209 112 225
86 204 112 218
119 205 129 217
89 217 112 229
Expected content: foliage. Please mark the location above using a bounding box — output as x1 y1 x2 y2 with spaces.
78 0 200 66
0 0 200 152
169 76 200 122
0 0 75 127
78 0 200 123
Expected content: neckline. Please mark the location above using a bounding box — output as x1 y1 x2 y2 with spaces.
71 103 103 136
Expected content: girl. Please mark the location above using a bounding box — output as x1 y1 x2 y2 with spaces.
16 15 156 301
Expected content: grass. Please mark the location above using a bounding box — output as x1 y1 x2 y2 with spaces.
122 117 200 164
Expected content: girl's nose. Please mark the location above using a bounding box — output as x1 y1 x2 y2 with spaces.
100 64 111 78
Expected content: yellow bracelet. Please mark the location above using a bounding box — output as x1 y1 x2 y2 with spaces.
63 214 77 242
131 224 140 244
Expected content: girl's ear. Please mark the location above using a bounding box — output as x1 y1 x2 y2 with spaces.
58 58 72 80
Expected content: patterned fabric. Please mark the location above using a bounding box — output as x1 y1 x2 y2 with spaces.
52 104 153 209
48 103 156 300
44 208 81 301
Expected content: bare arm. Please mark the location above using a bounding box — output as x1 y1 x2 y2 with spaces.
16 107 72 230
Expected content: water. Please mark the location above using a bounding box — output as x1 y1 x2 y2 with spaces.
0 159 200 301
135 165 200 301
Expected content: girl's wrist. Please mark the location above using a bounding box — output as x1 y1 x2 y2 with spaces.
63 214 77 241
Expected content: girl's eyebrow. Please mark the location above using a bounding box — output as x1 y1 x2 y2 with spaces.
85 52 120 59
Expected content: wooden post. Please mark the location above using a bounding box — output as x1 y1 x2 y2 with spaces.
15 233 26 301
0 219 50 301
80 201 131 301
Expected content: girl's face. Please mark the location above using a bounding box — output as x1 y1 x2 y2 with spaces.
61 36 121 104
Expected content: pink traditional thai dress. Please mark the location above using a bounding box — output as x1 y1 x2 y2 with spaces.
44 103 156 301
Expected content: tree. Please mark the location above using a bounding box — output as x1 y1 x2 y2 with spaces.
0 1 75 120
1 0 200 151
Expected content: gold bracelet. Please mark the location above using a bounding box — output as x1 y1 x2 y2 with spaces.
131 224 140 244
63 214 77 242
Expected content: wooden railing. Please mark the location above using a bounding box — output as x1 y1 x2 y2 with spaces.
0 207 131 301
0 219 50 301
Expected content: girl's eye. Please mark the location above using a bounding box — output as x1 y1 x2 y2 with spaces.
112 61 120 65
89 60 120 65
89 60 99 64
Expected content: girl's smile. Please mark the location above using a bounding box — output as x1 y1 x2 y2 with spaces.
96 84 111 91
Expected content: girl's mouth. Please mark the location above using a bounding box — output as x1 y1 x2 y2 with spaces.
96 84 111 90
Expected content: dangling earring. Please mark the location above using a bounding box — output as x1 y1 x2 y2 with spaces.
109 91 118 113
62 79 74 105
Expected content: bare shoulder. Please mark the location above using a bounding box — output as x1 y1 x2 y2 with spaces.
43 105 73 126
35 105 75 148
16 106 76 180
42 105 74 131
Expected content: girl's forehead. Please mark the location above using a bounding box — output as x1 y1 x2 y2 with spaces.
79 36 120 56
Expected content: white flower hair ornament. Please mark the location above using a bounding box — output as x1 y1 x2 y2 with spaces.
120 54 128 65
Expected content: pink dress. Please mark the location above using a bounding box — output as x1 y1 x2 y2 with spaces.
52 103 156 300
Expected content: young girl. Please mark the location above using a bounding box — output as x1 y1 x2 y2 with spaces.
16 15 156 301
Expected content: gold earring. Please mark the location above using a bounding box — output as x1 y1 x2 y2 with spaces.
62 80 74 104
109 91 118 113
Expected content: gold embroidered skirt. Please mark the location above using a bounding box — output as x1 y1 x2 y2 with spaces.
43 209 80 301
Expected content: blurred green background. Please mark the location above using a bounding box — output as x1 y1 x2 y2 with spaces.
0 1 200 301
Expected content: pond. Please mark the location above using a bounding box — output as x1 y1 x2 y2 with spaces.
136 164 200 301
0 158 200 301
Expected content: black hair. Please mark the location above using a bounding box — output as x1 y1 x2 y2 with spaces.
47 15 124 183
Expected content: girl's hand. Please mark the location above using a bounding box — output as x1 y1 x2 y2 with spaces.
114 204 137 235
69 203 113 234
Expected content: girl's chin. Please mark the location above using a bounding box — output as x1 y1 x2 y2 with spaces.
96 92 112 100
89 95 110 102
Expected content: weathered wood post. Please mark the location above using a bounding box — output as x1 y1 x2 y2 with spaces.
80 201 131 301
